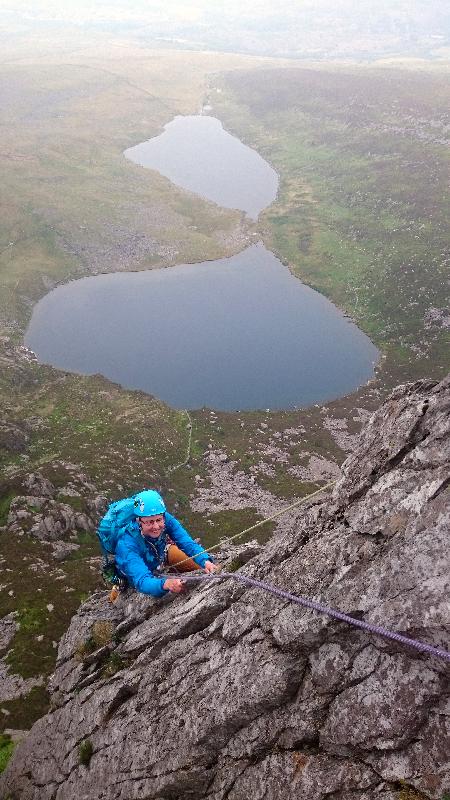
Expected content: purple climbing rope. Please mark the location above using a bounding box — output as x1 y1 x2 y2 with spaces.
161 572 450 663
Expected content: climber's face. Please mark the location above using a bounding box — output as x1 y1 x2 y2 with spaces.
140 514 165 538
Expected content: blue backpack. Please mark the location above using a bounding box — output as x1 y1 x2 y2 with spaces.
97 494 141 560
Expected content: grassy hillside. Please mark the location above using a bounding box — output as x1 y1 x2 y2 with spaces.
0 45 272 337
210 66 450 386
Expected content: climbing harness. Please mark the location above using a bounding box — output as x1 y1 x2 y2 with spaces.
160 571 450 664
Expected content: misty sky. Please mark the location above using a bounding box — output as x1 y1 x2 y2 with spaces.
1 0 448 60
2 0 448 22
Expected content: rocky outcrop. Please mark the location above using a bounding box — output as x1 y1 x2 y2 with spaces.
0 661 44 705
1 377 449 800
0 421 30 454
0 612 45 702
1 463 107 556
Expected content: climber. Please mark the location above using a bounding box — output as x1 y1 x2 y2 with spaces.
115 489 217 597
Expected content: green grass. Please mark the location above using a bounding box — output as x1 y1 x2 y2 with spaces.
1 366 192 489
78 738 93 767
57 495 86 512
0 686 50 734
0 734 15 774
101 651 129 678
0 531 100 686
15 604 48 633
6 600 68 678
179 507 277 552
0 492 16 526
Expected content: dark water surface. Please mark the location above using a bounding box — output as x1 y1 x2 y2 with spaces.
26 244 378 411
124 115 279 220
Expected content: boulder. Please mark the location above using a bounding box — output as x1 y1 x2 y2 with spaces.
0 421 29 453
2 464 108 552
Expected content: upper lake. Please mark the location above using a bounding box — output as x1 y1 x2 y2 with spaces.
25 243 378 411
124 115 279 220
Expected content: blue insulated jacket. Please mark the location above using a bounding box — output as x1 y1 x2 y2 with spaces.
115 512 211 597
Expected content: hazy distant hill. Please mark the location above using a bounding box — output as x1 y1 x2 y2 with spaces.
2 0 449 60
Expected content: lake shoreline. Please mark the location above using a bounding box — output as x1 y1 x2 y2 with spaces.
25 241 379 412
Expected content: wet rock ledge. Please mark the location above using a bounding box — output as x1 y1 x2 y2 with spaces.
1 376 449 800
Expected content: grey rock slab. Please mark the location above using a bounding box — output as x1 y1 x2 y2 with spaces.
0 660 44 702
55 591 122 666
320 653 444 751
122 580 238 657
309 641 352 693
364 697 450 798
335 378 440 504
226 752 378 800
221 601 259 644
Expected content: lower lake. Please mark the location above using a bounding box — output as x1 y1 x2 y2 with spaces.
25 243 378 411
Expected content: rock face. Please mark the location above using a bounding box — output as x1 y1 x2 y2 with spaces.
2 377 449 800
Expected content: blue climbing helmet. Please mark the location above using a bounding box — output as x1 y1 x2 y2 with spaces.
133 490 166 517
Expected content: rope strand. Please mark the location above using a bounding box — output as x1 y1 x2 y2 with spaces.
174 480 336 569
160 571 450 663
158 480 449 662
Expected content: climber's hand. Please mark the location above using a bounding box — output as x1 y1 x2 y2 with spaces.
204 560 218 574
163 578 185 593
